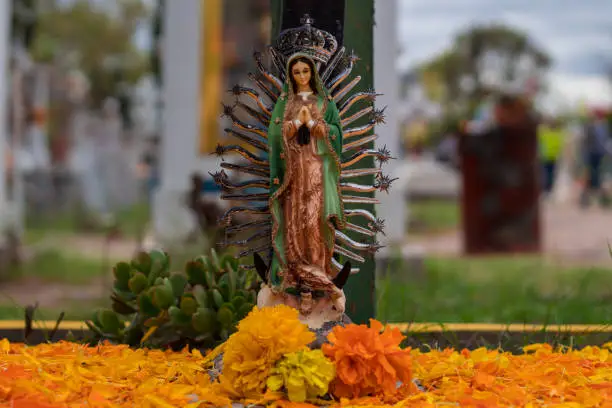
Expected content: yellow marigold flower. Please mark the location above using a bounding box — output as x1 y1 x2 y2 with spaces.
267 349 335 402
219 305 315 400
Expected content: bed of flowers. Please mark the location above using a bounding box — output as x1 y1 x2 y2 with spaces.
3 305 612 407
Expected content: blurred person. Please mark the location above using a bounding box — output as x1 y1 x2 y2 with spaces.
435 126 460 170
97 97 139 214
464 91 496 135
186 172 224 244
551 119 582 205
141 136 160 203
538 117 565 197
21 109 53 215
403 115 428 156
579 109 611 208
69 110 106 216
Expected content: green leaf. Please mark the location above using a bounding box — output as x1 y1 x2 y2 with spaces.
138 292 160 317
217 306 234 328
152 285 175 310
111 295 137 315
195 256 217 288
191 307 216 333
192 285 209 308
220 328 230 341
211 288 224 309
132 251 152 275
244 269 258 290
220 254 239 272
113 262 132 291
91 310 103 328
218 283 230 302
210 248 222 272
236 303 254 320
96 309 122 334
185 261 207 286
149 249 170 278
231 296 246 311
227 263 237 299
128 272 148 295
220 302 235 313
124 315 144 346
169 273 188 298
180 296 198 316
112 289 137 302
85 320 105 336
144 316 164 327
218 273 229 287
168 305 191 326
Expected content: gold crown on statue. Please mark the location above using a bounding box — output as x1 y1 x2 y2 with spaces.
274 14 338 65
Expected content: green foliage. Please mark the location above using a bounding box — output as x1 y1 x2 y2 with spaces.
409 199 459 235
86 249 259 350
31 0 151 106
416 23 551 118
378 256 612 325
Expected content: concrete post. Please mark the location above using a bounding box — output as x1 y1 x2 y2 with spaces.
373 0 404 245
373 0 424 278
0 1 11 242
152 0 219 244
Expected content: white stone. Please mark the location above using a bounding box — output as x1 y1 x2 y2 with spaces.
152 0 224 244
402 155 460 199
0 1 11 245
374 0 405 246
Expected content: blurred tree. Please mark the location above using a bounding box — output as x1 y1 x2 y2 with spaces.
150 0 164 88
420 24 551 117
30 0 151 107
11 0 38 48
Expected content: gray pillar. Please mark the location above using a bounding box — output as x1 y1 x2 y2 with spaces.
373 0 423 276
0 1 10 241
373 0 405 245
153 0 219 243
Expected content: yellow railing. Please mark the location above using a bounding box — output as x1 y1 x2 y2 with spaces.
1 321 611 333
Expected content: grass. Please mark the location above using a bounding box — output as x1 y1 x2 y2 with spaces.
6 249 107 284
0 299 107 321
25 202 150 243
0 242 214 322
377 256 612 325
409 198 460 234
0 249 109 321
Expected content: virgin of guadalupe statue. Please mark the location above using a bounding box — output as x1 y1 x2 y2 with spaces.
212 15 394 329
267 53 344 289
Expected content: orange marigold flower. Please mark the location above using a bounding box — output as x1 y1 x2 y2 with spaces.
322 319 412 399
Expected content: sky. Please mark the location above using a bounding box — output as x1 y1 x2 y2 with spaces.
397 0 612 112
86 0 612 113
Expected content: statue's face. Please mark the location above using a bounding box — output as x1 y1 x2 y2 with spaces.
291 61 312 89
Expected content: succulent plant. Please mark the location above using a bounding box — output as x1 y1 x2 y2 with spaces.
86 248 259 350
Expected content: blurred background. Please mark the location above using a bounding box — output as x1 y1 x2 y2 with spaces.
0 0 611 326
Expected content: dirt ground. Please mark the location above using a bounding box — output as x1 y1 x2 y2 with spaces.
0 233 138 309
409 200 612 267
3 199 612 311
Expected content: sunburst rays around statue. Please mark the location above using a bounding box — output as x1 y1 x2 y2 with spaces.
212 14 397 329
